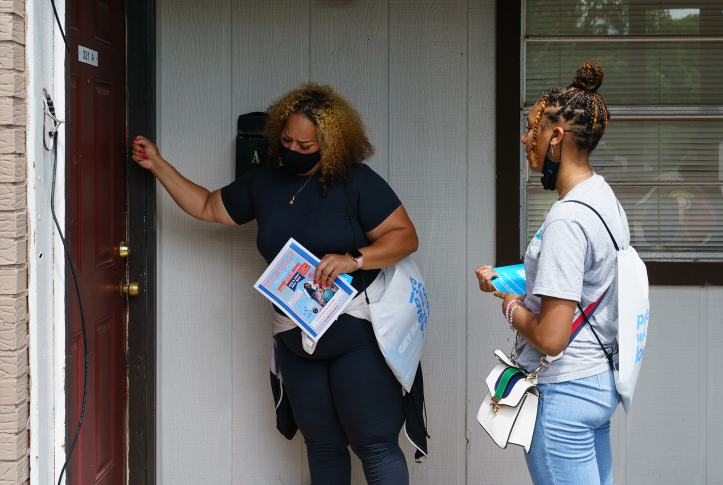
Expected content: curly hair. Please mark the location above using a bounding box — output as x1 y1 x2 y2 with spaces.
264 83 374 195
530 62 610 168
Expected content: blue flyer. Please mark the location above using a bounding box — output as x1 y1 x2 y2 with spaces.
491 264 526 294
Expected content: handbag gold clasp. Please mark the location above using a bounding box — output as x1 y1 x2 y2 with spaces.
527 355 552 382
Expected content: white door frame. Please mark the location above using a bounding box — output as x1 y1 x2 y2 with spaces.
27 0 68 482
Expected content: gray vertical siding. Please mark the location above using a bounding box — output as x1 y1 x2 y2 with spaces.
156 0 236 482
156 0 722 483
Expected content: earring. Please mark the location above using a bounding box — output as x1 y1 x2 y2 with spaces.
550 145 554 157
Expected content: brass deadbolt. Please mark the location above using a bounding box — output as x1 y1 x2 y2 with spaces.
118 241 130 258
120 281 140 298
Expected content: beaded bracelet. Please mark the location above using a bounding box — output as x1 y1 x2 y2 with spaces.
509 304 525 330
505 299 525 323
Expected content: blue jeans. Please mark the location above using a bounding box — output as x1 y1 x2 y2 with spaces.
525 370 620 485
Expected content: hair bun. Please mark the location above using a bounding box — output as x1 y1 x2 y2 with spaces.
572 62 604 92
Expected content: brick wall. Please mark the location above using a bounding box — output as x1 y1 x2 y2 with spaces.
0 0 28 482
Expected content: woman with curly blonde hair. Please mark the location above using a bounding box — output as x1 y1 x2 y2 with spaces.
132 83 418 484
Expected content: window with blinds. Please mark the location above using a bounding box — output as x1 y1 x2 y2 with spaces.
522 1 723 259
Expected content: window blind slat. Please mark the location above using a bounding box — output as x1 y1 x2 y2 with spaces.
587 119 723 183
526 1 723 36
525 42 723 105
527 185 723 253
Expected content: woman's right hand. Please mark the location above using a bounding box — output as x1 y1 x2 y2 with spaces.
132 136 162 172
129 135 235 225
475 264 499 293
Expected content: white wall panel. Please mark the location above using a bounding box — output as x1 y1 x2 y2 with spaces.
623 287 701 484
706 287 723 484
388 1 468 483
157 1 235 483
309 0 389 179
156 1 722 483
233 0 311 112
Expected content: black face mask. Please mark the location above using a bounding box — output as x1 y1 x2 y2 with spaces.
540 140 560 191
539 130 572 190
279 144 321 175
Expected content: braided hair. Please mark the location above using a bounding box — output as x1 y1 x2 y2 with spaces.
529 62 610 167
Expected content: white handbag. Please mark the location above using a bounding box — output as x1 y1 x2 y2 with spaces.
478 288 616 454
477 347 560 453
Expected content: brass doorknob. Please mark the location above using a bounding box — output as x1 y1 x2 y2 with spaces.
120 281 140 298
118 241 130 258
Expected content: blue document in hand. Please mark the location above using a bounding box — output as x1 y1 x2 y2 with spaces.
491 264 526 295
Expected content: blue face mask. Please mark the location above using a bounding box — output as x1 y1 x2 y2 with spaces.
279 144 321 175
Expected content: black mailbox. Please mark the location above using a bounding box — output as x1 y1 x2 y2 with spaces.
236 112 269 179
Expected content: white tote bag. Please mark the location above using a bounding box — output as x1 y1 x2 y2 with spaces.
369 256 428 392
565 200 650 414
615 246 649 413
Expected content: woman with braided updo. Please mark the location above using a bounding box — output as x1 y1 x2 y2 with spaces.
476 63 629 485
132 84 420 484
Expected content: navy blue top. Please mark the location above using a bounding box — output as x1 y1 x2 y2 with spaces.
220 164 402 294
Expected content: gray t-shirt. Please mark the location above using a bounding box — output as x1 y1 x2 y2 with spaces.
516 174 630 384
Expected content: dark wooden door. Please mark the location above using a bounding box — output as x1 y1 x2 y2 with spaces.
69 0 128 482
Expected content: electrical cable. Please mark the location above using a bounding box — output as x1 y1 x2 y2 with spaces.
50 0 70 53
43 90 88 485
52 139 88 485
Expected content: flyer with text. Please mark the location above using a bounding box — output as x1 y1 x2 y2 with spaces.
490 264 526 295
254 238 357 342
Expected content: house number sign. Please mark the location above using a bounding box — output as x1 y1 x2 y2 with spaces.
78 46 98 67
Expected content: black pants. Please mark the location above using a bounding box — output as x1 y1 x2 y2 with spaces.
277 314 409 485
